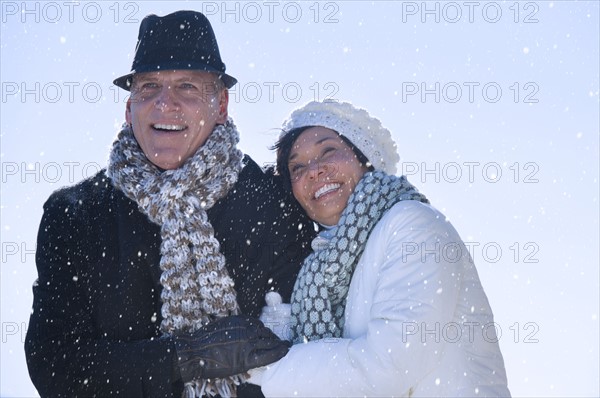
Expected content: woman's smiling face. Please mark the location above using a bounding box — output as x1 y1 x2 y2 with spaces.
288 126 368 226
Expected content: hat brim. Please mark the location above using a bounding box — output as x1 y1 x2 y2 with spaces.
113 66 237 91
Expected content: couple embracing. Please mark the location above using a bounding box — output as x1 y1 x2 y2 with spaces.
25 10 510 398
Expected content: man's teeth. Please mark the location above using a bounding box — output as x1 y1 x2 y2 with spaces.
315 183 341 199
153 124 186 131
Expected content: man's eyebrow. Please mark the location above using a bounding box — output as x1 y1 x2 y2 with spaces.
136 75 159 81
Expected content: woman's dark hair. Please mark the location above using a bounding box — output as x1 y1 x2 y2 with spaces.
272 126 373 192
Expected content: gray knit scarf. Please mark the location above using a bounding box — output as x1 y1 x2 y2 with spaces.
107 119 244 397
290 171 429 343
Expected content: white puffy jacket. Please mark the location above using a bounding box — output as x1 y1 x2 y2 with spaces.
259 201 511 397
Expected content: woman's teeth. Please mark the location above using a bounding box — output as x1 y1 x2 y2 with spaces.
315 183 341 199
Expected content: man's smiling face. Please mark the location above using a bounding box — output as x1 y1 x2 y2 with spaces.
125 70 228 170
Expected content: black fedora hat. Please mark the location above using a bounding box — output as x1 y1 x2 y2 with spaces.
113 10 237 90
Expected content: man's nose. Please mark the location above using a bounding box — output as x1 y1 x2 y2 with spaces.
154 86 179 111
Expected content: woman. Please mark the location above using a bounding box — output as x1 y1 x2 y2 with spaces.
248 100 511 397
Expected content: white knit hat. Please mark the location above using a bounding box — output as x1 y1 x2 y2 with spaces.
281 100 400 174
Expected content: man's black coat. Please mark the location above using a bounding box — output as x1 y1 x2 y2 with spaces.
25 157 314 397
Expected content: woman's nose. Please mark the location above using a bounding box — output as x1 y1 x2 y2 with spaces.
308 161 330 181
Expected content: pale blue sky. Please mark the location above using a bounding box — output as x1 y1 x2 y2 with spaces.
1 1 599 396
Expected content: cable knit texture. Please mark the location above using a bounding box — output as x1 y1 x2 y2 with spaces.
290 171 429 343
281 100 400 174
107 119 245 397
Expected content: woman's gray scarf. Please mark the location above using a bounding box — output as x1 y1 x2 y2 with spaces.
290 171 429 343
107 119 244 398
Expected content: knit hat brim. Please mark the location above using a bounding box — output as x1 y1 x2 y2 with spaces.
281 100 400 175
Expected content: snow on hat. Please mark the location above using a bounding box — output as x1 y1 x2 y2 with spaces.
281 100 400 174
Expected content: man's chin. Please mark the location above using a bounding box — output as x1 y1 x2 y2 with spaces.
145 152 186 170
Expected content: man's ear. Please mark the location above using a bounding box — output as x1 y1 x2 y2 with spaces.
216 89 229 124
125 97 132 125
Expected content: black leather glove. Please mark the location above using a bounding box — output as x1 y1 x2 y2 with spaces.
173 315 291 383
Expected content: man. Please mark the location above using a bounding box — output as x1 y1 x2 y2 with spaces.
25 10 314 397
